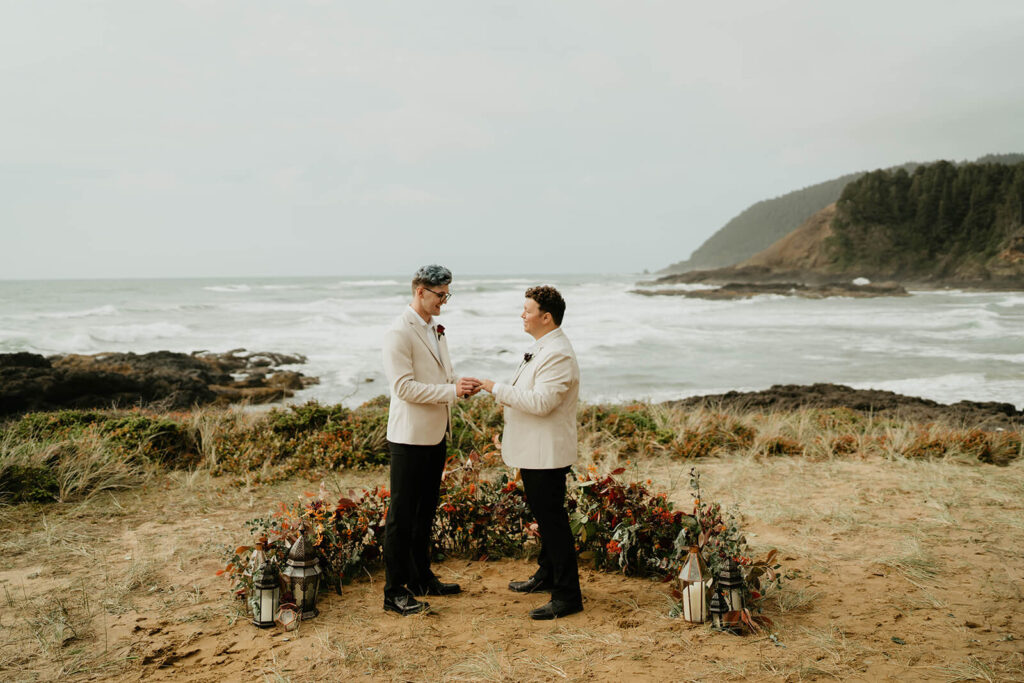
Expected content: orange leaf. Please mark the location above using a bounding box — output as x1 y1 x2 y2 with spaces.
235 545 252 555
610 467 626 475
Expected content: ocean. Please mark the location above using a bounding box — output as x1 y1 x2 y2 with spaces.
1 274 1022 410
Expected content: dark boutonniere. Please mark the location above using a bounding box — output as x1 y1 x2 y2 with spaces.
436 324 445 338
523 352 533 363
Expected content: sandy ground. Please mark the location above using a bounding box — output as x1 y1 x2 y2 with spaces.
1 453 1022 682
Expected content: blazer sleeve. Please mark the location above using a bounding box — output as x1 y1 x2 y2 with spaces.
383 328 456 405
494 351 573 417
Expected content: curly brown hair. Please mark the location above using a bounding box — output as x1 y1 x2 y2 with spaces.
525 285 565 326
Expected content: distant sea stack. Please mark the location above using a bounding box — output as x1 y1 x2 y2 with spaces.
660 153 1024 276
651 158 1024 290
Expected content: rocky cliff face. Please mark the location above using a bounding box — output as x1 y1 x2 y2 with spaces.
743 203 839 272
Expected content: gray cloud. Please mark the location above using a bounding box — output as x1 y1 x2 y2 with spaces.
2 1 1023 278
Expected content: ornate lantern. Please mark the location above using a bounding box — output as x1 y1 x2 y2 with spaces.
282 524 322 620
678 546 711 623
719 558 745 612
708 587 730 632
249 542 280 628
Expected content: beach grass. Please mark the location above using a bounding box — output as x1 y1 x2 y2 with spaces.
1 398 1023 681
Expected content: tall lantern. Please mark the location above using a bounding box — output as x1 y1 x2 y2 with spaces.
719 558 745 612
248 539 280 628
708 587 730 632
283 524 322 620
678 546 711 623
250 561 280 628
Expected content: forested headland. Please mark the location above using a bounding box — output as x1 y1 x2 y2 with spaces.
830 160 1024 281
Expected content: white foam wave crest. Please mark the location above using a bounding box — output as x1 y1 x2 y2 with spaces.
909 316 1006 340
204 284 252 292
849 374 1024 406
631 283 719 292
328 279 402 287
31 332 98 353
457 278 536 286
221 299 358 319
91 322 191 343
994 295 1024 308
19 304 121 320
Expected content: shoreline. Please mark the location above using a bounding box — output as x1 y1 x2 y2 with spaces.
3 349 1021 426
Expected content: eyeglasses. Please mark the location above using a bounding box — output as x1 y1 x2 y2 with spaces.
423 287 452 303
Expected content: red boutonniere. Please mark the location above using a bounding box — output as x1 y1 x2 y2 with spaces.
435 324 445 338
524 352 533 362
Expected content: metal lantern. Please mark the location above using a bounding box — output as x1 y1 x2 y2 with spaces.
678 545 711 623
708 587 730 632
719 558 745 612
250 560 280 628
247 540 280 628
282 525 322 620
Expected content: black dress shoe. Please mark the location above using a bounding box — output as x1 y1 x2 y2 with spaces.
508 576 553 593
411 579 462 596
383 594 429 616
529 599 583 620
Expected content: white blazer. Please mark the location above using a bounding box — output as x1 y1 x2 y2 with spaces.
494 327 580 469
382 307 456 446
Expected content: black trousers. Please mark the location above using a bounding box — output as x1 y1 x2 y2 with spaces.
521 466 582 603
383 439 446 598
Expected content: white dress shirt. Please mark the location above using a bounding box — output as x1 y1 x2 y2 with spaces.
409 305 458 400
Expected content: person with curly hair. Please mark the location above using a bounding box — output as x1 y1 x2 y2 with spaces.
478 285 583 619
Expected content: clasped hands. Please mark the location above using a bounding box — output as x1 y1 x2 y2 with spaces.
457 377 496 398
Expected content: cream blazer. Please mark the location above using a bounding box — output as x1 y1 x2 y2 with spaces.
494 327 580 469
382 307 456 446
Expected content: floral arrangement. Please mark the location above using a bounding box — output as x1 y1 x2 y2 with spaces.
222 461 781 629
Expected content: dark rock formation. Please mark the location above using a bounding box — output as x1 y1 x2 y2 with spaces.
0 350 319 416
631 281 908 300
669 383 1023 430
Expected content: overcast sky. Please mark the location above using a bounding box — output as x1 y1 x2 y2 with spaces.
2 1 1023 279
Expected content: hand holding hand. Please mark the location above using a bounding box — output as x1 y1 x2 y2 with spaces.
457 377 481 398
478 379 495 393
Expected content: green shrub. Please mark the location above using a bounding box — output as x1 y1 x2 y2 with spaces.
0 464 59 503
268 401 350 437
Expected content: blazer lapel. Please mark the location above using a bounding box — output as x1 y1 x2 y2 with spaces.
511 329 563 385
438 334 453 376
511 351 534 385
407 316 443 367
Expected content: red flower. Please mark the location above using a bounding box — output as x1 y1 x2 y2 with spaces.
436 324 445 337
606 540 622 555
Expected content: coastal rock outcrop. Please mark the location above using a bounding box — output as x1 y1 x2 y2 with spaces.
631 280 907 300
0 350 319 416
670 383 1023 430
